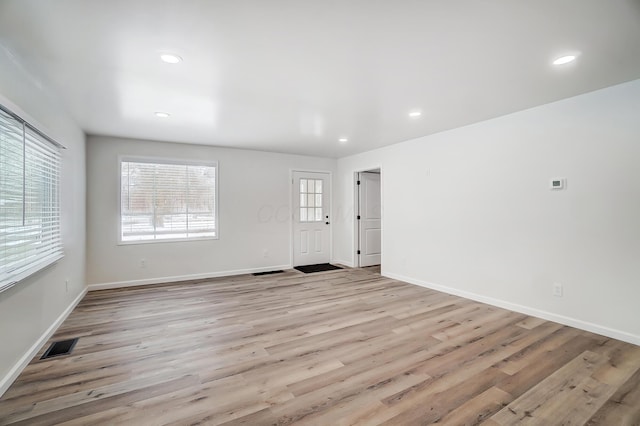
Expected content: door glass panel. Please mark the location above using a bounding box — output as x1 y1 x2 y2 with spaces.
298 178 324 222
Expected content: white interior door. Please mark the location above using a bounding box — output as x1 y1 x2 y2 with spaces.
292 171 331 266
358 172 381 267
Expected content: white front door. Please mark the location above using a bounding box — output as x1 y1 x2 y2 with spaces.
358 172 381 267
292 171 331 266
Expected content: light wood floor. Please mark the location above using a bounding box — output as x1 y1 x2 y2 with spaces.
1 267 639 425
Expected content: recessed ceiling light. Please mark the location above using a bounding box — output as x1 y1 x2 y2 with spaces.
339 138 348 143
154 112 170 118
160 53 182 64
409 111 422 118
553 55 577 65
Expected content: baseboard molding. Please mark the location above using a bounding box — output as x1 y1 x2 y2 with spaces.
0 287 88 397
88 264 293 291
332 259 355 268
384 271 640 347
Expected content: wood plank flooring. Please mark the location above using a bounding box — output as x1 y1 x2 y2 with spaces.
1 267 639 425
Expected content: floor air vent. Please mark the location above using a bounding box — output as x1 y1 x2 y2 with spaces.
41 338 78 359
252 270 284 276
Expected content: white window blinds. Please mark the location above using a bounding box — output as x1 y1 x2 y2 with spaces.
120 159 217 242
0 107 62 292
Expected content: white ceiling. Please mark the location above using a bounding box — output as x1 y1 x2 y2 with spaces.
1 0 639 158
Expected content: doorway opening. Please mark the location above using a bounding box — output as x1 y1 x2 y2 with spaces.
355 169 381 268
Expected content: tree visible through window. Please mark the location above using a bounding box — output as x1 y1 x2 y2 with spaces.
120 159 217 242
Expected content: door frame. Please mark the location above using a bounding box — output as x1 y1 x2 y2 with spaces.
354 166 383 268
290 169 333 267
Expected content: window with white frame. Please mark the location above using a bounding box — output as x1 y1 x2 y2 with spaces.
299 178 323 222
0 106 63 292
120 158 218 242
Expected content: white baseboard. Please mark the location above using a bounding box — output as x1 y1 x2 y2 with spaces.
0 287 88 397
88 264 293 291
332 259 355 268
384 271 640 347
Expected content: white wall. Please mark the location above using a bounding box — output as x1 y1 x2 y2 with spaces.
335 79 640 345
86 136 335 288
0 48 86 393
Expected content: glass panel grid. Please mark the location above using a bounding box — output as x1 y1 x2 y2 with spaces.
299 178 323 223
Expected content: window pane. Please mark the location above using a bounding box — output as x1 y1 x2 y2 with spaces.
1 111 62 290
300 207 307 222
120 160 217 242
315 179 322 194
307 208 315 221
315 208 322 221
308 179 315 193
307 194 315 207
300 193 306 207
300 179 307 193
315 194 322 207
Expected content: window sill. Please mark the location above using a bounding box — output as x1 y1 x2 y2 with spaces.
0 253 64 294
117 235 219 246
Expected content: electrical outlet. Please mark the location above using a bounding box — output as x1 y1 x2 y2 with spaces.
140 259 146 268
553 282 563 297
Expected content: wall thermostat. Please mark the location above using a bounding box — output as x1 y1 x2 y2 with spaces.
550 178 565 190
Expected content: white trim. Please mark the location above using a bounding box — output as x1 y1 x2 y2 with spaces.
0 253 64 294
384 271 640 346
0 104 64 292
355 172 360 267
118 236 218 246
0 98 66 149
88 264 293 291
120 155 218 167
117 155 219 245
332 259 355 268
289 169 333 268
353 165 383 268
0 91 61 145
0 287 87 397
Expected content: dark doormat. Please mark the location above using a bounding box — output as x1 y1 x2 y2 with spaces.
294 263 343 274
41 338 78 359
252 270 284 276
